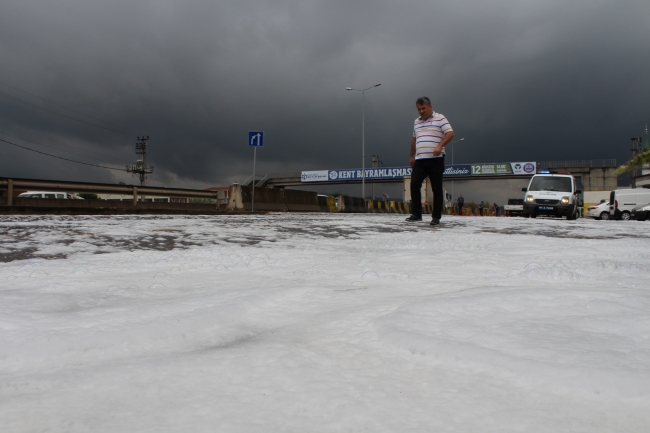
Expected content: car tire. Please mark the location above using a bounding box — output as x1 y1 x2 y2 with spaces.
599 212 610 220
530 214 537 218
566 205 577 220
621 211 631 221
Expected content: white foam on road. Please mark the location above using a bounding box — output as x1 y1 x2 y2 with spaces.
1 214 649 432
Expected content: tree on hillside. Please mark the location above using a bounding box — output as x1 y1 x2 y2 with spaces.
615 129 650 175
614 151 650 175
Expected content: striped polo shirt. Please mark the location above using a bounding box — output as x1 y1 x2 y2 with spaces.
413 112 453 160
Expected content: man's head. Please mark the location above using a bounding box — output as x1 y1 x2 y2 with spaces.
416 97 433 120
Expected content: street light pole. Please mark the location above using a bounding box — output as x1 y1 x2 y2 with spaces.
371 154 383 199
346 83 381 199
448 137 465 201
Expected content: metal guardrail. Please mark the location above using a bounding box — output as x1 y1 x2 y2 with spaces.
263 172 301 180
254 174 270 188
538 159 617 168
258 173 302 187
1 177 221 207
242 175 265 186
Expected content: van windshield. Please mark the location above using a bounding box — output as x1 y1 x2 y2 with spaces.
528 176 572 192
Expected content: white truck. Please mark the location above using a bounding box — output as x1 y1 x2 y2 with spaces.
608 188 650 220
522 174 582 220
18 191 83 199
504 198 524 216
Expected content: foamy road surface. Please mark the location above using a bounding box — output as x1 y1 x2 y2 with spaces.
1 214 649 432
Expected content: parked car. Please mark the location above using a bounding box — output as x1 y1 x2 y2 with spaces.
18 191 83 199
522 174 581 220
630 203 650 221
609 189 650 220
587 200 610 220
504 198 524 216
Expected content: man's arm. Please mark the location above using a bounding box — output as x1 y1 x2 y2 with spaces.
433 131 454 157
409 137 416 167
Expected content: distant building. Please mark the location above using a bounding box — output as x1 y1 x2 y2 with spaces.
97 194 170 202
204 186 229 206
94 186 230 204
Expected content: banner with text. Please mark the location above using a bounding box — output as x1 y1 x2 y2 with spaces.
470 162 537 176
301 162 536 182
301 167 413 182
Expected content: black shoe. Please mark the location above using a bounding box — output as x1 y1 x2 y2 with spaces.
405 214 422 222
430 218 440 226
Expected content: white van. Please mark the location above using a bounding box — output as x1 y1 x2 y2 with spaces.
18 191 83 199
522 174 581 220
609 188 650 220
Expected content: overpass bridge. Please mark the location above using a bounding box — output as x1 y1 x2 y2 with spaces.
244 159 617 192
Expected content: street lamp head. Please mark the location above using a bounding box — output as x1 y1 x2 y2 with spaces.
459 137 465 141
345 87 352 90
374 83 381 87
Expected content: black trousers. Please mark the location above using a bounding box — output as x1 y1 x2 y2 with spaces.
410 157 444 218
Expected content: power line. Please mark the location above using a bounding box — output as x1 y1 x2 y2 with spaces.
0 137 129 172
0 119 126 161
0 90 133 135
0 80 135 135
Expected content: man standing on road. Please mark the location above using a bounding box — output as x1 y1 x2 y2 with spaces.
457 194 465 215
406 97 454 225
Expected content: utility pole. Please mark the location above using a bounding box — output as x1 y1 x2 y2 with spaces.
631 136 642 188
371 154 383 200
126 136 155 201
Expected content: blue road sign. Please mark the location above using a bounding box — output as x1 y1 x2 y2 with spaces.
248 131 264 147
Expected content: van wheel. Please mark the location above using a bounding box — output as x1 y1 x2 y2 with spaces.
621 211 631 221
565 206 575 220
599 212 610 220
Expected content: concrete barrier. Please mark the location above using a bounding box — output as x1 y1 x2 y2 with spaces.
367 200 395 213
227 185 321 212
228 185 288 211
285 189 320 212
389 201 409 214
318 196 337 212
366 199 379 213
0 197 230 215
337 196 367 213
3 187 418 216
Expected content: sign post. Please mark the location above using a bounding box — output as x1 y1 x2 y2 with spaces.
248 131 264 212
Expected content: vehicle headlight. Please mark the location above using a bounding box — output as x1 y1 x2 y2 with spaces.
560 196 569 204
526 195 534 203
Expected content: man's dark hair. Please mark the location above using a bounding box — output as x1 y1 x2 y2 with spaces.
416 96 431 106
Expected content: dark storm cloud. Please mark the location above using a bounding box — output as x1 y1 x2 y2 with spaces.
1 0 649 191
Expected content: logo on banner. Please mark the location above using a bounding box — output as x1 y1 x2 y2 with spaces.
443 166 471 176
301 171 328 182
510 162 536 175
329 171 339 180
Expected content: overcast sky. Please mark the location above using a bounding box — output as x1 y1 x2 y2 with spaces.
1 0 649 201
